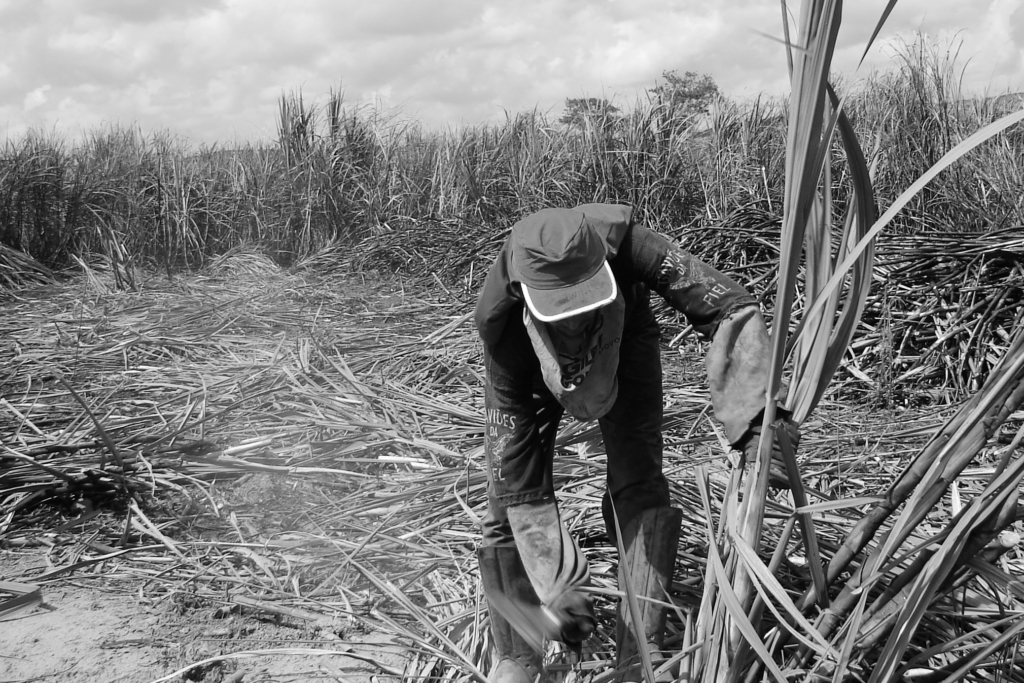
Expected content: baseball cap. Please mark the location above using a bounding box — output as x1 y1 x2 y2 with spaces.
509 208 617 322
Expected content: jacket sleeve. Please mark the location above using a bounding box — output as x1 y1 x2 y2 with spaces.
475 242 521 347
618 223 771 444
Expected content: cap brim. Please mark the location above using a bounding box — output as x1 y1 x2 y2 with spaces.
521 261 617 322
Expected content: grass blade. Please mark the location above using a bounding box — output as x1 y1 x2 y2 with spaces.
610 501 656 683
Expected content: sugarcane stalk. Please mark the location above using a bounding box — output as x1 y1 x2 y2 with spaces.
799 333 1024 618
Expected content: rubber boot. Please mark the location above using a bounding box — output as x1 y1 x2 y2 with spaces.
615 506 683 676
478 545 545 683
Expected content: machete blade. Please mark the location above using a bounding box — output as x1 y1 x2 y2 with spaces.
485 589 554 653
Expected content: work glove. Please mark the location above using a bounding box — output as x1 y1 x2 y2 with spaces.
733 406 801 489
543 589 596 649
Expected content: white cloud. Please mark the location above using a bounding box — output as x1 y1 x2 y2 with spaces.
23 85 51 111
0 0 1020 144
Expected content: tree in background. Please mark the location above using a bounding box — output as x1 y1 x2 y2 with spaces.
559 97 621 131
649 70 720 118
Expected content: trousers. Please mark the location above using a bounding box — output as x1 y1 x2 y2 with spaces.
481 304 670 546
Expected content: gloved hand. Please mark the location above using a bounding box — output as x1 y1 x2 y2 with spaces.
734 407 801 489
542 589 596 650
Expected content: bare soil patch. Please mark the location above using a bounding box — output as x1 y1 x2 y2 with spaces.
2 545 409 683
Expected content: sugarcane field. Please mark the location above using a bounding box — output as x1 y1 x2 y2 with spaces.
4 5 1024 682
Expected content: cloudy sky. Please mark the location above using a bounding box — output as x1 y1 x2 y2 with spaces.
1 0 1021 144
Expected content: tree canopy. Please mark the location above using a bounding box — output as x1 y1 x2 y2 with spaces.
559 97 620 129
649 70 720 116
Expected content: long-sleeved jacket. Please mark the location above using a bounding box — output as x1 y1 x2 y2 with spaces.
475 204 771 503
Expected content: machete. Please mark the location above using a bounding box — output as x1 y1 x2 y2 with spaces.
485 589 563 653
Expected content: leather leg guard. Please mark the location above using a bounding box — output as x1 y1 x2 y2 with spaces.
478 545 544 683
615 506 683 670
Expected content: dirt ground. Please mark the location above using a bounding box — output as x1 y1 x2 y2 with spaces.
1 546 410 683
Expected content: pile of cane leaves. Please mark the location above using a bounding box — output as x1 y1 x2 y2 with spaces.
339 210 1024 407
3 253 1022 682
